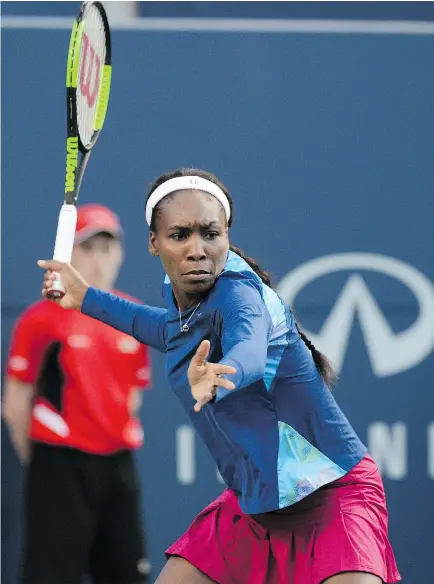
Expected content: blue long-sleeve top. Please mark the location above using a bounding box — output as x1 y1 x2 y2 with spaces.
83 251 366 514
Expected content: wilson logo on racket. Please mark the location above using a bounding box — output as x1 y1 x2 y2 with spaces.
65 137 79 192
80 33 101 108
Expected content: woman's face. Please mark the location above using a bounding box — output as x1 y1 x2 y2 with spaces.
149 189 229 310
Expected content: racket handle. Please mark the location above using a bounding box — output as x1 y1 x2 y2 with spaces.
47 204 77 299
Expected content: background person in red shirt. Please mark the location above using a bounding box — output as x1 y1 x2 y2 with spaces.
3 204 152 584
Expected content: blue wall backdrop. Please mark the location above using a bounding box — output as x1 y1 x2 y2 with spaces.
2 1 434 20
2 18 434 584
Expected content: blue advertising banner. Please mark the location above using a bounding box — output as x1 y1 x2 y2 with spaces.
2 19 433 583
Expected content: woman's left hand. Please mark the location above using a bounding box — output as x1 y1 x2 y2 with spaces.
188 340 237 412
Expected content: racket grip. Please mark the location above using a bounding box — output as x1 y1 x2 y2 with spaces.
47 204 77 299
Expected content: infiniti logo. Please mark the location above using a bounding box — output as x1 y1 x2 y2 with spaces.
277 253 434 377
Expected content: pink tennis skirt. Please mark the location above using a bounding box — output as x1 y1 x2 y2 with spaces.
166 454 401 584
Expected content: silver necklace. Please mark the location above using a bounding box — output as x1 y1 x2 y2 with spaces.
179 302 201 333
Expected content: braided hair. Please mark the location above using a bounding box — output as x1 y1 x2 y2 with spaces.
146 167 335 388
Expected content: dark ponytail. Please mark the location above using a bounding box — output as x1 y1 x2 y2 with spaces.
294 327 336 388
147 167 335 389
229 244 272 287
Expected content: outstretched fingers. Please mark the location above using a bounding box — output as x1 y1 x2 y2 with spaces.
191 340 211 368
214 376 235 391
193 370 237 413
213 364 237 376
194 394 215 413
37 259 66 272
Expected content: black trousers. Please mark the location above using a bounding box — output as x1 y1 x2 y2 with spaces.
21 443 150 584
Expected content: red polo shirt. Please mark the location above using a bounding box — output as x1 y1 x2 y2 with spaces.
7 291 151 454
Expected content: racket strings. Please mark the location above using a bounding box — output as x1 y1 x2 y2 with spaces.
76 4 107 147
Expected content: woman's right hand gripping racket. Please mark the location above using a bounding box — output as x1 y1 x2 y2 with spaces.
48 1 111 298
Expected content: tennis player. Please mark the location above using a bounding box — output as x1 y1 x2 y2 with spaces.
5 204 151 584
38 170 401 584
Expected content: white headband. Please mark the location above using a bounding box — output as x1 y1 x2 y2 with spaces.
145 176 231 226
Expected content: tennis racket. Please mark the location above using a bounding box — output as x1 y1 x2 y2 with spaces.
47 1 111 298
